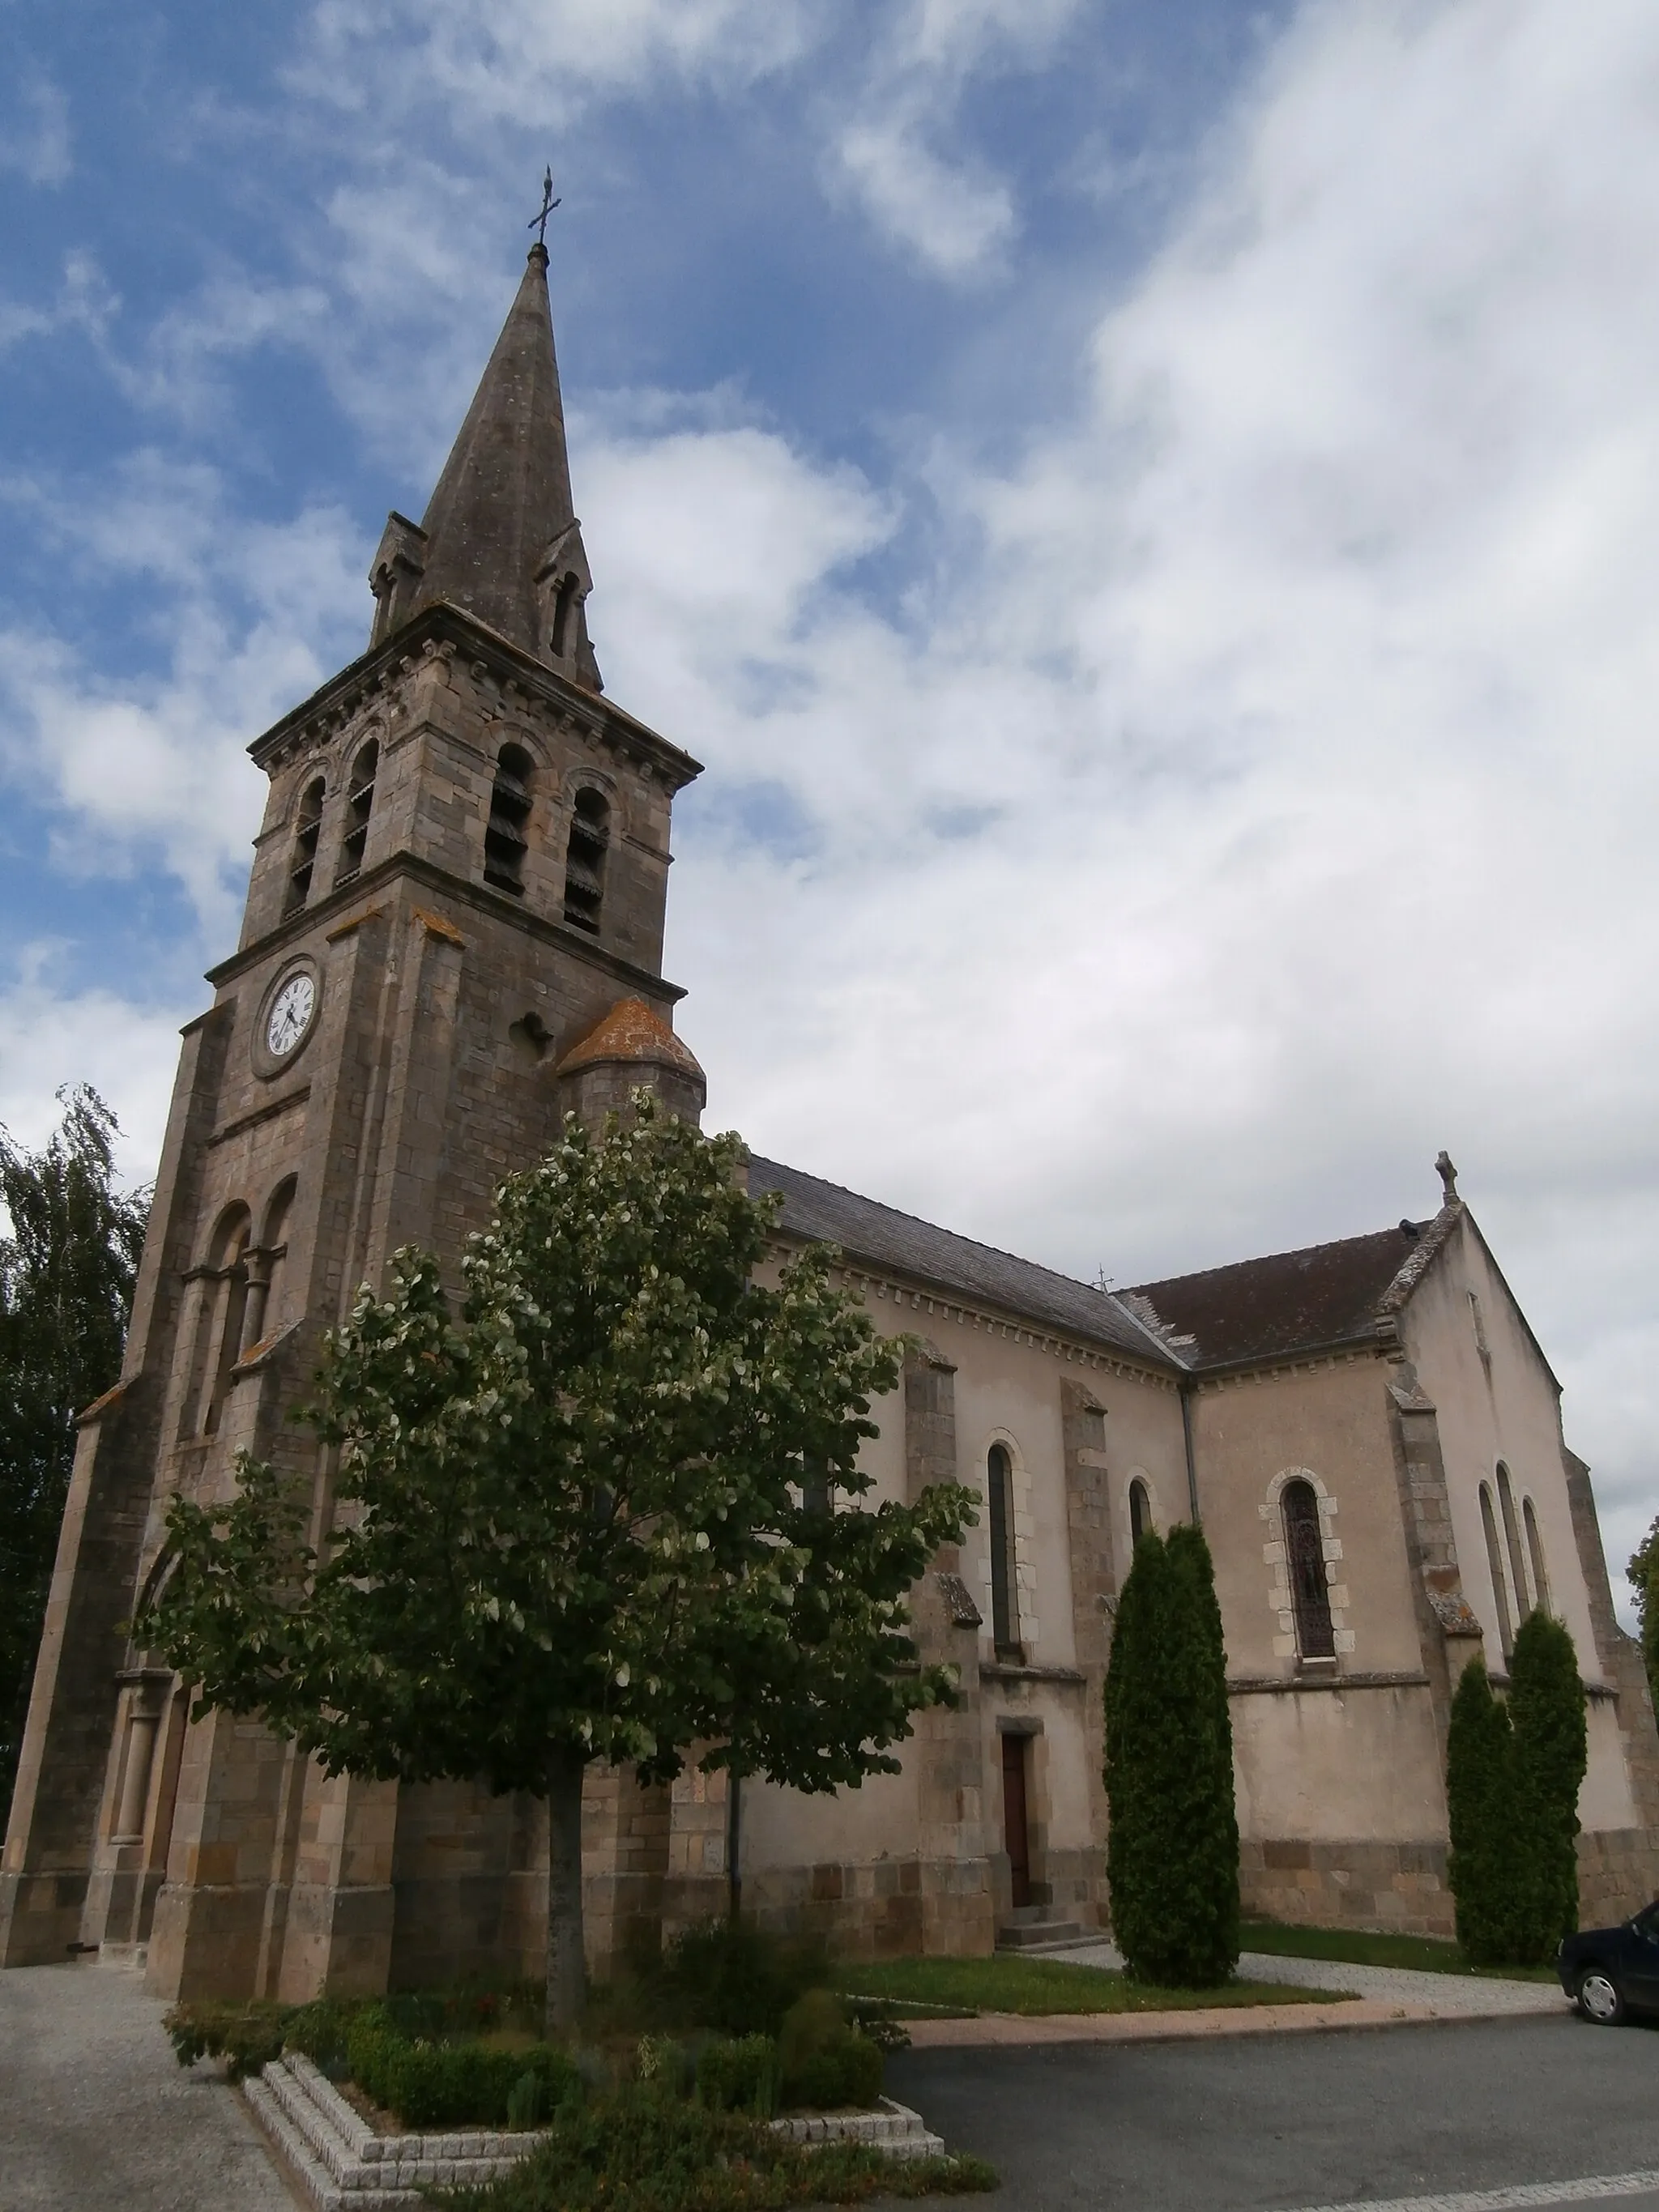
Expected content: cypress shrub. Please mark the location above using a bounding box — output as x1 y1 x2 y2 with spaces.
1104 1524 1240 1987
1446 1657 1525 1963
1508 1611 1588 1959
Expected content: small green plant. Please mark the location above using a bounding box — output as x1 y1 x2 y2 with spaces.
778 1988 883 2112
505 2070 548 2130
657 1918 827 2037
695 2033 779 2116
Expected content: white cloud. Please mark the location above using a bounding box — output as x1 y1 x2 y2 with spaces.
0 251 117 359
0 461 364 935
297 0 817 126
0 72 71 188
829 0 1080 276
0 954 182 1191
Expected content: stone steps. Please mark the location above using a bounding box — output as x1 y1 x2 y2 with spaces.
996 1906 1110 1953
243 2047 947 2210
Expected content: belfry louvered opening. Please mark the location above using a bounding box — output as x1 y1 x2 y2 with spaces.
335 741 378 887
285 778 326 913
563 786 609 933
484 744 533 893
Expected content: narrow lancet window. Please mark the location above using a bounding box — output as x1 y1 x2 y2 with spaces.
484 744 533 895
335 741 377 886
1129 1477 1151 1549
562 786 609 933
1481 1481 1515 1659
1282 1478 1335 1662
1524 1498 1551 1617
987 1443 1021 1660
1496 1464 1530 1622
285 778 325 913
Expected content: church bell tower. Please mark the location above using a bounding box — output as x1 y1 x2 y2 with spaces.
0 241 706 1997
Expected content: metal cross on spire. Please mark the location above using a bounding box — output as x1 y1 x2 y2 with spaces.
528 167 561 247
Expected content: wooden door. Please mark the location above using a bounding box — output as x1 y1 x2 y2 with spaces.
1001 1733 1031 1908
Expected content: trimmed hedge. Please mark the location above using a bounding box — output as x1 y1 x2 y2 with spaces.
697 2033 781 2116
345 2012 580 2129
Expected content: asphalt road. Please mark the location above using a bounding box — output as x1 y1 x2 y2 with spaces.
886 2014 1659 2212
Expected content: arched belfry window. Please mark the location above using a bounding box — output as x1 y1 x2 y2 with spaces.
1128 1477 1152 1549
202 1204 253 1436
484 744 532 895
285 778 325 913
1523 1498 1551 1617
987 1443 1021 1660
1282 1479 1335 1662
1480 1481 1516 1659
563 787 610 934
335 741 377 886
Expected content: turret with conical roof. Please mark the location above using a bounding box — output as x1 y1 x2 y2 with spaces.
368 243 602 692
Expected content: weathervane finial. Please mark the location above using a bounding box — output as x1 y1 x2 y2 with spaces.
528 166 561 249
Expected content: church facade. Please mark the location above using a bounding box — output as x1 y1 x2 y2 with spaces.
3 245 1656 2000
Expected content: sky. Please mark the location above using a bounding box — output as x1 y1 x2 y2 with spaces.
2 0 1657 1621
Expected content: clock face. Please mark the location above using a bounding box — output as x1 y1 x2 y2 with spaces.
265 971 318 1061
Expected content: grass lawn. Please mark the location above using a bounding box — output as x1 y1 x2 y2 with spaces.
1239 1920 1560 1984
834 1954 1347 2017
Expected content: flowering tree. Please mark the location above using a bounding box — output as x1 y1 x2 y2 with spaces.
139 1095 971 2030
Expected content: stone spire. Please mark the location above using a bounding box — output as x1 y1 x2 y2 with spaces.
367 243 602 690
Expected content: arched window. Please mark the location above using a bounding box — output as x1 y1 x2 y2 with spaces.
1282 1479 1335 1662
1523 1498 1552 1617
240 1176 296 1357
484 744 533 895
335 741 377 886
987 1443 1021 1660
1128 1477 1152 1549
563 787 610 934
202 1204 252 1436
285 778 325 913
1480 1481 1516 1660
1496 1464 1532 1621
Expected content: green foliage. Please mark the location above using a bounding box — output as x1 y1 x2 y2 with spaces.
506 2070 549 2130
1627 1518 1659 1736
696 2033 780 2116
345 2010 580 2129
0 1085 148 1820
1104 1523 1240 1987
776 1988 882 2111
835 1954 1339 2015
1447 1657 1525 1963
433 2085 997 2211
1509 1609 1589 1954
137 1095 973 2029
1448 1626 1589 1967
658 1919 828 2037
162 1985 544 2085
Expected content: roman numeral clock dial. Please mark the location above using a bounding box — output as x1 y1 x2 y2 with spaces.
265 970 318 1063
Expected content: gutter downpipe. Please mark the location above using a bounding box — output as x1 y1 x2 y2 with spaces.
1179 1379 1201 1526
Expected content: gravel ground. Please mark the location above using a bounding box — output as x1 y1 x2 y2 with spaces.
0 1960 296 2212
1041 1941 1567 2016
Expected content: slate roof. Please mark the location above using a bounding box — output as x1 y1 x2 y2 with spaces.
746 1157 1173 1367
1124 1223 1431 1370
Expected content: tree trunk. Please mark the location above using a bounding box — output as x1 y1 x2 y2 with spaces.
725 1764 743 1925
545 1741 587 2036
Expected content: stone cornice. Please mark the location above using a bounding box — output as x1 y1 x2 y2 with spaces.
246 601 702 795
206 847 687 1004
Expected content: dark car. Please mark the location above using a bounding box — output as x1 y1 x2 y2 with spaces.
1559 1899 1659 2022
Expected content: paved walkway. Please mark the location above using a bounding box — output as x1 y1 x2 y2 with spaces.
902 1942 1566 2049
1050 1940 1567 2015
0 1961 295 2212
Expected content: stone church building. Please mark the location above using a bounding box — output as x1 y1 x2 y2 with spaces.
4 245 1657 2000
